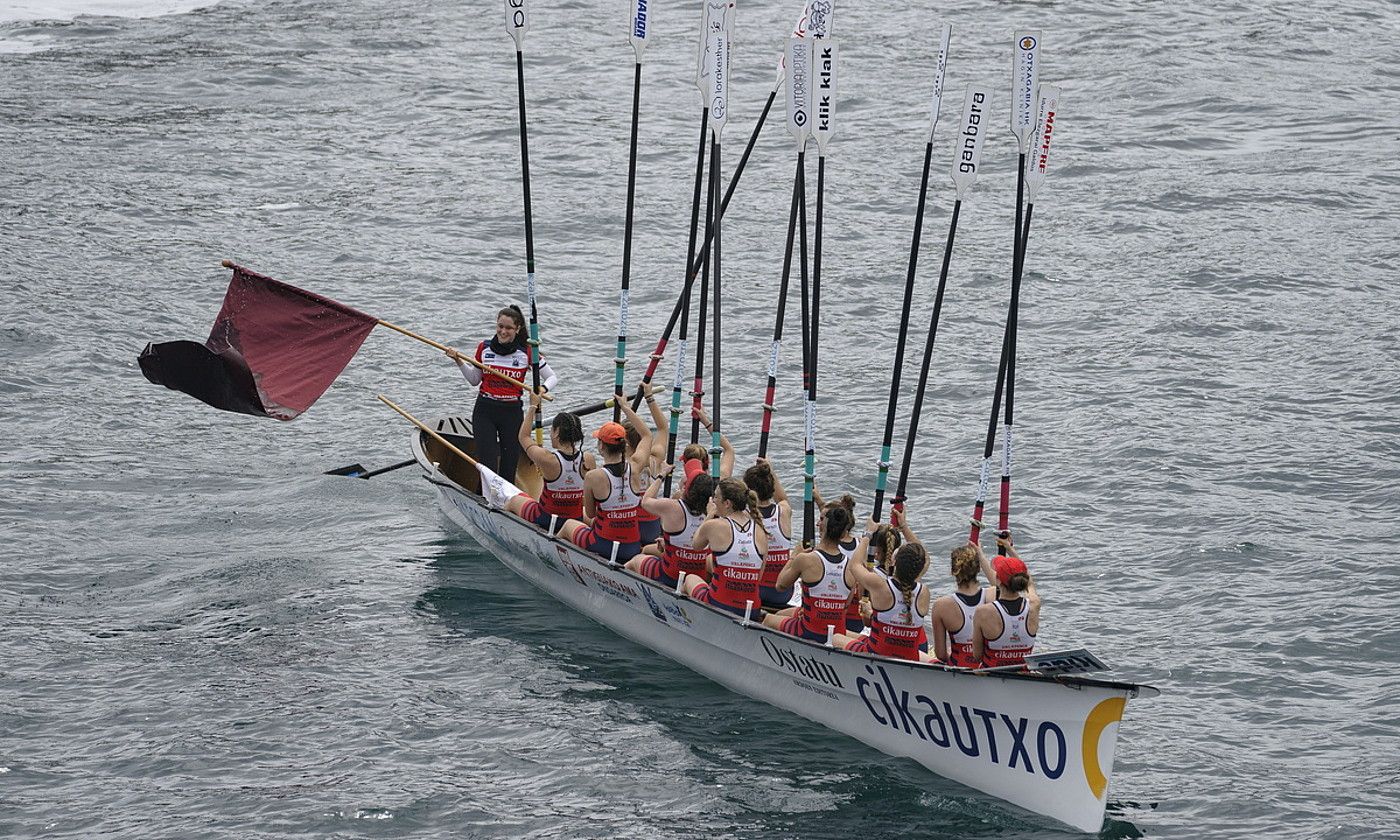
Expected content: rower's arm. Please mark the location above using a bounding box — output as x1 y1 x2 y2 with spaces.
619 399 653 472
583 472 602 524
776 550 808 589
931 601 951 663
969 607 988 665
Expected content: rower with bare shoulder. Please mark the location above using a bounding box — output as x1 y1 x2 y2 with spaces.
970 532 1041 669
502 392 595 533
625 462 716 588
681 479 769 617
746 458 796 609
843 515 934 662
931 541 995 666
544 399 652 564
762 500 856 642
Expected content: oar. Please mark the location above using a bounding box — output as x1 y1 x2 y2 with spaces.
506 0 545 443
893 83 988 510
994 30 1042 538
665 108 709 493
377 395 479 467
613 1 651 423
804 36 836 537
870 24 950 522
969 32 1039 543
703 0 735 478
373 318 552 400
325 459 417 479
758 35 815 461
997 84 1059 536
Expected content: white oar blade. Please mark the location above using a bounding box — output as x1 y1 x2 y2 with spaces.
786 37 814 149
629 0 651 61
949 85 990 199
476 463 525 510
773 0 825 88
696 0 714 102
812 39 837 154
1011 30 1041 151
927 23 952 141
806 0 833 38
1025 84 1060 202
707 28 730 138
505 0 528 49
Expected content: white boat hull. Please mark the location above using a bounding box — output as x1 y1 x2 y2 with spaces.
411 428 1154 833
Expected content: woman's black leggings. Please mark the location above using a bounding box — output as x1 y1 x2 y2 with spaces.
472 397 524 480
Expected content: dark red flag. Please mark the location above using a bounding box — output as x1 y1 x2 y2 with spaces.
139 264 378 420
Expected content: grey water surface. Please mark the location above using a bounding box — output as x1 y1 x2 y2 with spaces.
3 0 1398 837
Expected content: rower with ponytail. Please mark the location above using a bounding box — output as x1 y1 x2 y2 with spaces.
682 477 770 617
844 512 934 663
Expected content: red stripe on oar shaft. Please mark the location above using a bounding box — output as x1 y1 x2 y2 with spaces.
998 476 1011 533
760 382 776 434
970 501 986 543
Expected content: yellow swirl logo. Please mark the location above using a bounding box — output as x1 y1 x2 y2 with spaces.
1081 697 1126 799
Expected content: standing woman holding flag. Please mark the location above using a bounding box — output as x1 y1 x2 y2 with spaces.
447 305 557 481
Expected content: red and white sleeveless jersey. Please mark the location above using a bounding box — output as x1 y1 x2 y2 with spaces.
662 504 710 581
758 502 794 588
866 578 928 661
594 464 640 544
798 548 852 638
539 450 585 520
709 518 763 611
946 588 991 668
983 598 1036 668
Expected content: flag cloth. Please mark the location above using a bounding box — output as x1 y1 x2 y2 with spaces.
139 264 378 420
476 463 524 510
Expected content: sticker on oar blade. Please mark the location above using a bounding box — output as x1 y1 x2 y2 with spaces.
950 85 990 199
708 30 730 136
813 39 838 154
629 0 650 60
1025 84 1060 202
505 0 527 47
1011 30 1041 151
927 24 952 141
786 37 814 149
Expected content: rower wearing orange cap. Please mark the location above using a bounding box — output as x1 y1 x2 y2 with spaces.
970 533 1040 669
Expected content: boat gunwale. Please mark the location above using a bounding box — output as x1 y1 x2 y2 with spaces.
418 459 1161 700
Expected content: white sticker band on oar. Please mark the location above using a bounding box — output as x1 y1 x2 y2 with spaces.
708 29 730 138
505 0 528 48
629 0 651 61
927 24 952 141
812 39 837 155
1011 30 1040 152
950 85 990 199
1025 84 1060 202
786 37 813 150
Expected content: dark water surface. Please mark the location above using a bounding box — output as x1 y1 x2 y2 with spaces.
3 0 1398 837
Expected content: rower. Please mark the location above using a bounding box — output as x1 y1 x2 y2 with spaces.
762 501 856 643
505 393 594 533
681 478 769 617
812 493 866 634
631 382 671 546
970 533 1040 669
843 518 933 662
745 458 796 610
445 305 557 482
931 541 994 666
552 399 651 564
625 464 716 588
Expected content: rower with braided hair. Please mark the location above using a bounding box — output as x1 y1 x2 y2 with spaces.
681 478 769 617
843 515 933 662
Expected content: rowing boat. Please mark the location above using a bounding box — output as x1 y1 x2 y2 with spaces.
408 415 1158 834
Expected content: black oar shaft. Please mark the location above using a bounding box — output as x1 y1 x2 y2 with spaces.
691 157 714 444
796 152 813 546
615 62 643 423
894 200 962 503
803 155 825 546
872 141 934 522
709 136 723 476
514 49 544 437
758 156 803 460
997 154 1030 536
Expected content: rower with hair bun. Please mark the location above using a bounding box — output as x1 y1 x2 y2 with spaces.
544 398 651 564
501 391 594 534
763 499 856 642
971 532 1040 668
931 541 995 666
745 458 796 610
625 463 716 589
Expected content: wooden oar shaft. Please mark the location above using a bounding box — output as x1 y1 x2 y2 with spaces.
377 395 479 468
376 319 553 401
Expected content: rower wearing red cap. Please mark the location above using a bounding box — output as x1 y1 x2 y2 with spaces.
681 478 769 617
970 533 1040 669
549 399 651 564
931 541 995 667
625 463 716 588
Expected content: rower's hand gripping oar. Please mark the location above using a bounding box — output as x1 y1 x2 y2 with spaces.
870 24 950 522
